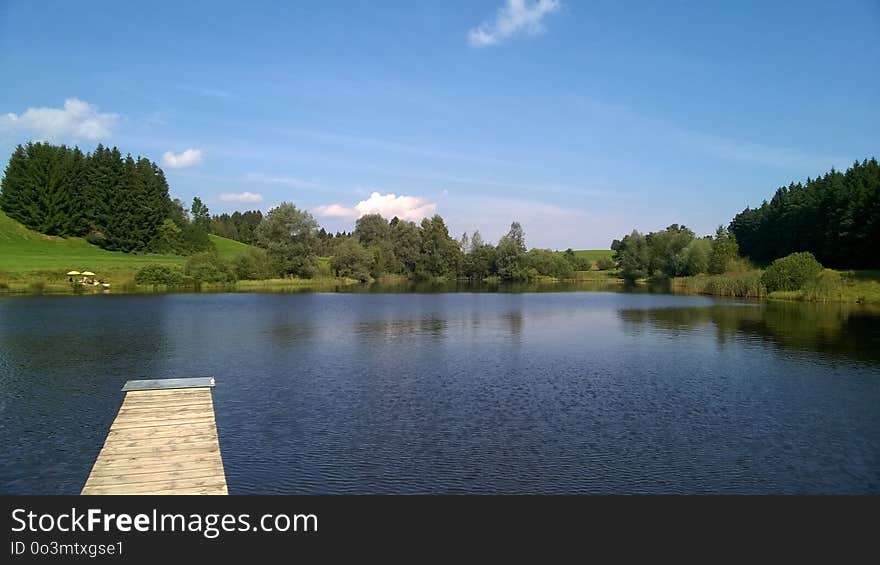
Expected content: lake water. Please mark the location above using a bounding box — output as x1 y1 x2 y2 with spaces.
1 288 878 494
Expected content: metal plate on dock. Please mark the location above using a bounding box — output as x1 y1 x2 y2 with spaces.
122 377 215 392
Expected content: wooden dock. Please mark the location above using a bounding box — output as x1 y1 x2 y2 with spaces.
81 377 228 495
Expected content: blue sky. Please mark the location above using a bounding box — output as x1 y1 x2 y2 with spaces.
1 0 878 248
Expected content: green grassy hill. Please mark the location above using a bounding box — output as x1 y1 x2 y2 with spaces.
208 233 253 257
0 210 255 284
568 249 614 262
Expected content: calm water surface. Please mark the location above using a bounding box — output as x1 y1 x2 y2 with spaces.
1 288 878 494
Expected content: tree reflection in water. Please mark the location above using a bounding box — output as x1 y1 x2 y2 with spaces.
619 302 880 365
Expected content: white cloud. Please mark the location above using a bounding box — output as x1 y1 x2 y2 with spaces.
314 192 437 222
220 191 264 203
468 0 561 47
0 98 120 141
313 203 359 218
162 148 203 169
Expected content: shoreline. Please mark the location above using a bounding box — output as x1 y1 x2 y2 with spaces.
0 273 622 297
3 274 880 308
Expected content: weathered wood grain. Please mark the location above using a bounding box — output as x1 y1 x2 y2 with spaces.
82 386 227 495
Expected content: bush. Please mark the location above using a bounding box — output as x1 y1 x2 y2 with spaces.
596 256 615 271
184 252 237 283
526 249 574 279
331 239 372 282
761 252 824 292
562 250 592 271
134 265 186 286
233 249 280 280
315 259 333 278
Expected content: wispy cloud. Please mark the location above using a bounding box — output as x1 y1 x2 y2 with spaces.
162 148 203 169
142 112 167 129
242 173 319 189
468 0 561 47
314 192 437 222
0 98 119 141
220 191 264 203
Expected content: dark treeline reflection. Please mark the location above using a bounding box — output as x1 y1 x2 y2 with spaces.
350 279 655 294
620 302 880 364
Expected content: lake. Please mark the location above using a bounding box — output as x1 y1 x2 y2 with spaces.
1 287 878 494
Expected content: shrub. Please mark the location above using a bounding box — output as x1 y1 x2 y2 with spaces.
761 252 824 292
184 252 237 283
596 256 615 271
134 264 186 286
561 249 594 271
331 239 372 282
526 249 574 279
233 248 279 280
315 259 333 278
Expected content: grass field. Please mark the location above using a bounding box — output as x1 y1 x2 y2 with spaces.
0 210 255 289
568 249 614 262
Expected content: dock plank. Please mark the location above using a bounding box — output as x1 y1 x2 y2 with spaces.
82 383 227 495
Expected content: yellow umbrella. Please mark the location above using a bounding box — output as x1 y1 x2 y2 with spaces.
81 271 96 276
66 270 81 275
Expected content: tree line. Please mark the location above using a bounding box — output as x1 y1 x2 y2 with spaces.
0 142 213 254
220 204 592 282
611 158 879 279
330 213 601 282
729 158 879 269
137 202 597 285
611 225 740 281
209 210 263 245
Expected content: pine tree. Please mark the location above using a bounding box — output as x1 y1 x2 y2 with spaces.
0 144 31 225
191 197 210 231
33 143 74 235
67 147 88 235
